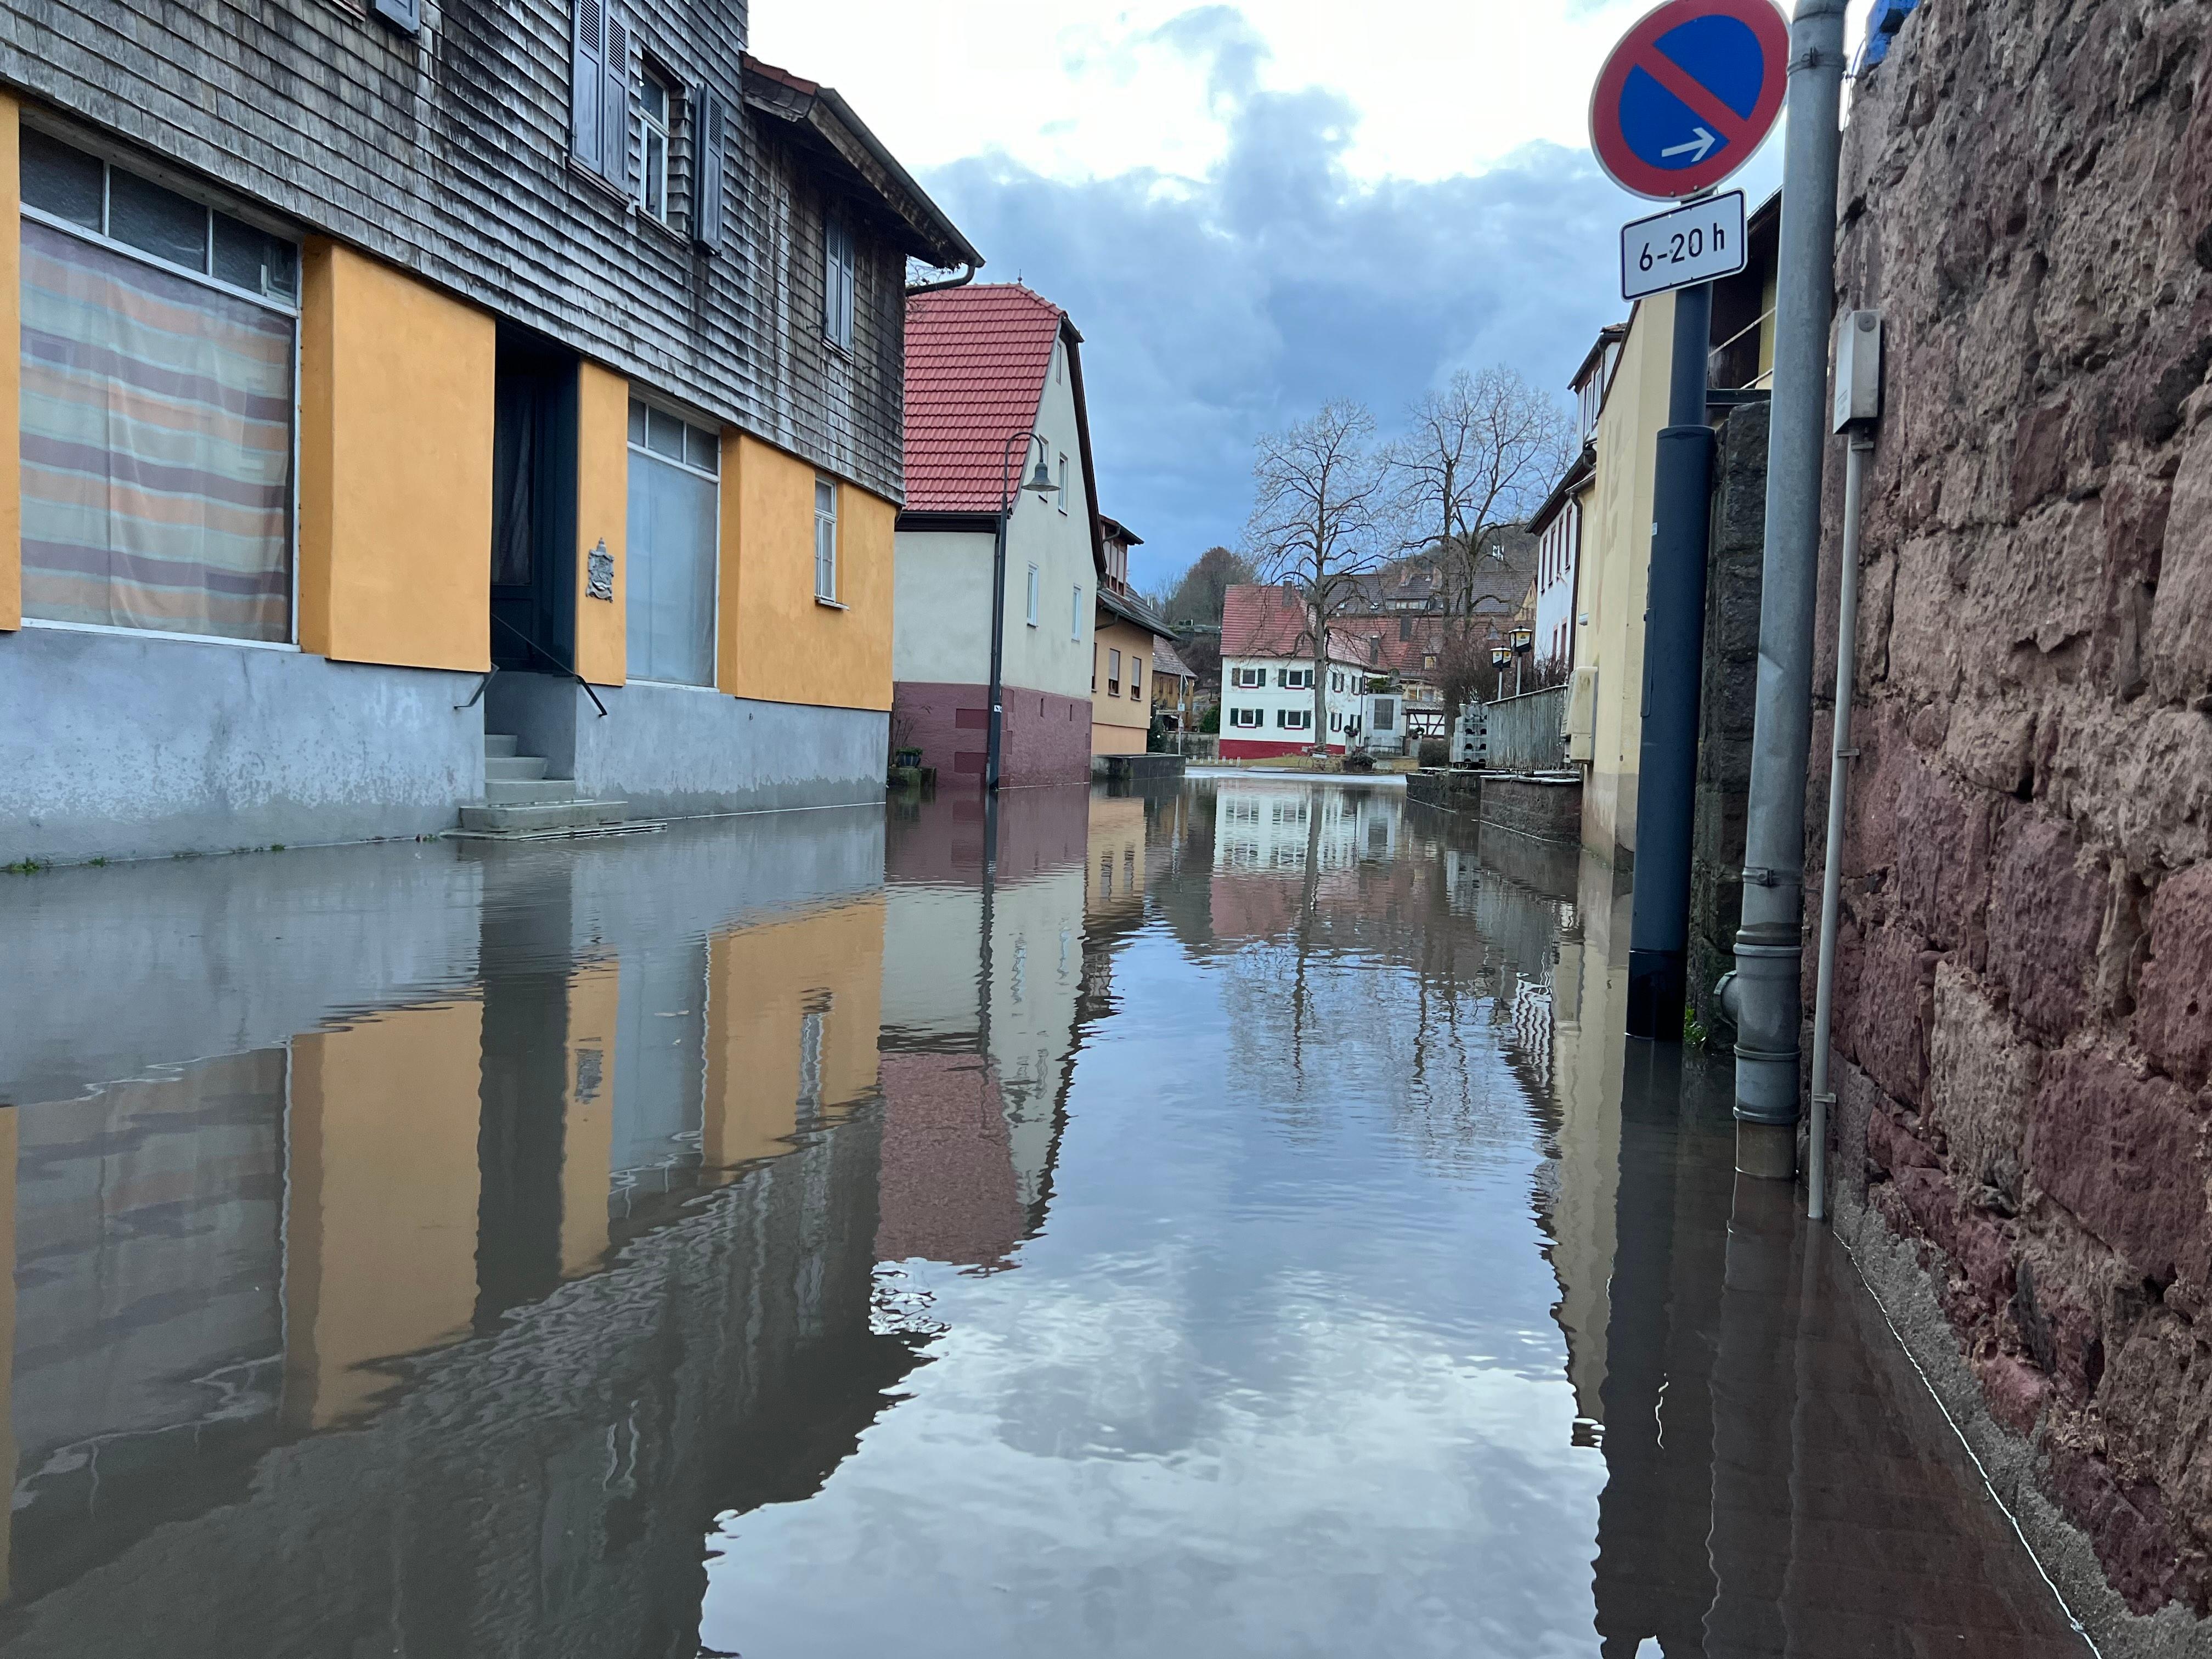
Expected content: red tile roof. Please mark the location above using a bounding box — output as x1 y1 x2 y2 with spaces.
904 285 1069 514
1221 585 1363 662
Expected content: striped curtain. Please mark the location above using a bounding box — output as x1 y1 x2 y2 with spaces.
19 221 294 642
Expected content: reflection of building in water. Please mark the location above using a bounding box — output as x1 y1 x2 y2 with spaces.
1211 783 1398 877
879 787 1090 1229
1543 842 1634 1426
1084 792 1146 920
0 809 926 1652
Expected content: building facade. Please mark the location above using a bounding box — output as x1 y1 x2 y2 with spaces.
1218 585 1359 759
0 9 974 863
893 285 1102 787
1091 515 1171 760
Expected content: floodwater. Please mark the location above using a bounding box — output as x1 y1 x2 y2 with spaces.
0 781 2089 1657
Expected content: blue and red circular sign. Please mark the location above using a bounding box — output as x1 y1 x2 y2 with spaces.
1589 0 1790 200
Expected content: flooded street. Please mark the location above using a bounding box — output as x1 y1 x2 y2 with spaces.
0 781 2088 1657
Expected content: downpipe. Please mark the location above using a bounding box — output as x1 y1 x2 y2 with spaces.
1805 433 1875 1221
1730 0 1847 1180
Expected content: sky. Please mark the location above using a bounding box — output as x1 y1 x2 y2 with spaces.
753 2 1869 595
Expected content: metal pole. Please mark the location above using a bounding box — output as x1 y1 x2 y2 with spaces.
985 506 1009 792
1805 433 1872 1221
1626 280 1716 1040
1731 0 1847 1179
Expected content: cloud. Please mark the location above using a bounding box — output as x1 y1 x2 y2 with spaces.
923 82 1639 591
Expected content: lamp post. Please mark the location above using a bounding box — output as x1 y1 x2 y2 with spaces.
1491 645 1510 702
1510 626 1534 697
988 429 1059 792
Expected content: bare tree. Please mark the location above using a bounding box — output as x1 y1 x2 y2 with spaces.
1393 368 1573 617
1243 400 1400 747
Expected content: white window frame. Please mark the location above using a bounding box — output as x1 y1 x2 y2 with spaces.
824 217 855 351
1071 585 1083 640
1230 707 1262 729
1026 563 1040 627
814 476 839 603
1231 665 1265 689
1278 708 1312 731
636 65 672 222
1283 667 1313 690
625 395 724 686
1057 453 1069 514
18 128 304 651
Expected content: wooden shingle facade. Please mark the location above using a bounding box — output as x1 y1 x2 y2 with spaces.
0 0 966 501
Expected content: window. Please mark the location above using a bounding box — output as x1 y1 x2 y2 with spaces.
1232 665 1265 689
1282 667 1313 690
1278 708 1311 731
815 477 838 601
824 217 855 350
1057 453 1069 513
626 398 720 684
636 67 672 222
1130 659 1142 699
570 0 632 189
1330 713 1342 732
1026 563 1040 627
1108 648 1121 693
19 131 298 644
1398 616 1412 641
1072 586 1084 640
1231 707 1262 729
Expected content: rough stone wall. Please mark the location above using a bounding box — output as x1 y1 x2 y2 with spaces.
1689 399 1769 1044
1820 0 2212 1616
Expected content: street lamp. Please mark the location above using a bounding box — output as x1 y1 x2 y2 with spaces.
1510 625 1534 697
987 429 1059 792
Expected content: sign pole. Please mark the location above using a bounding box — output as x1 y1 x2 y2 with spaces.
1625 268 1717 1041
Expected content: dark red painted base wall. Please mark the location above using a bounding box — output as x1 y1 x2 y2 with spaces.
893 681 1093 787
1219 738 1346 760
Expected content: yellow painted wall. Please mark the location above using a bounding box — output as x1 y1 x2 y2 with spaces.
297 240 494 672
702 897 886 1171
574 365 628 685
284 1002 483 1427
1092 614 1153 755
1086 794 1146 917
0 96 20 633
1580 293 1677 857
562 963 617 1276
719 435 893 712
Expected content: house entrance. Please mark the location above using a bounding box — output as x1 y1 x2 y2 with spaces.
489 330 580 674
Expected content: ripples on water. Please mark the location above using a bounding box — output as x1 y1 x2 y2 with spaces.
0 781 2087 1656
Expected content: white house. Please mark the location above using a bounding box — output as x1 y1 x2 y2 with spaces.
893 284 1103 787
1217 585 1370 759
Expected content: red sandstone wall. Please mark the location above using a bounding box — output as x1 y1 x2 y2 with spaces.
1218 738 1346 760
1822 0 2212 1612
892 680 1094 787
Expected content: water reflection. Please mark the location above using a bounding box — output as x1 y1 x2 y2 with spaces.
0 783 2086 1656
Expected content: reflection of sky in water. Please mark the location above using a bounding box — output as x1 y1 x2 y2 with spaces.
706 901 1602 1658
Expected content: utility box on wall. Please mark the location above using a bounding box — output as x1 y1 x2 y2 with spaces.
1832 311 1883 433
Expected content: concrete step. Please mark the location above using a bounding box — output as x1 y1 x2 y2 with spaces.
485 733 520 759
486 755 549 782
485 778 580 805
458 799 633 835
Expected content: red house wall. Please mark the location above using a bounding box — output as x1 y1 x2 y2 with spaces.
893 681 1094 787
1218 738 1347 760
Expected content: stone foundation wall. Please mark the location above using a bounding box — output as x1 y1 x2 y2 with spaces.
1821 0 2212 1618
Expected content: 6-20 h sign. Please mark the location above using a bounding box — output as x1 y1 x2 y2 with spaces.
1620 190 1746 301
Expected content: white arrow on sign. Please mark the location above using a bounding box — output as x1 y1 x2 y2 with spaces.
1660 127 1717 162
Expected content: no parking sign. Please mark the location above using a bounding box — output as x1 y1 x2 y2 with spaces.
1589 0 1789 201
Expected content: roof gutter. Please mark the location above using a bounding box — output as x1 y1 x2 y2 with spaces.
816 85 983 273
906 262 977 296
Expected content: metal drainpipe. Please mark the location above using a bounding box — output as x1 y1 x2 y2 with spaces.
1731 0 1848 1180
1805 431 1874 1221
905 262 977 296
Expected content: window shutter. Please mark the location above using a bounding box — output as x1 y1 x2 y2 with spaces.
371 0 420 35
571 0 603 167
600 10 631 188
692 86 726 251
